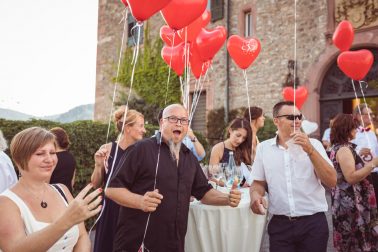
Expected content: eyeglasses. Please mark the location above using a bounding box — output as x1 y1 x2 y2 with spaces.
275 114 303 121
164 116 190 125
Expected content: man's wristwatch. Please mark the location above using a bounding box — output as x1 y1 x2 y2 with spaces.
191 137 197 142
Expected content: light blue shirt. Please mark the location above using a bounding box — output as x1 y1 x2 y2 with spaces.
182 136 206 161
322 128 331 142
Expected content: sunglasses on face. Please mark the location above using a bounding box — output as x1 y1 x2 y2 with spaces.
275 114 303 121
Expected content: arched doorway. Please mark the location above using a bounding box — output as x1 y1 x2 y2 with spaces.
320 48 378 135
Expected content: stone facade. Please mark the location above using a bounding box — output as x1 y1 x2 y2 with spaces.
94 0 378 137
94 0 126 121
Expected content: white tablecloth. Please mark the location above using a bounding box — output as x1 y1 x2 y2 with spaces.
185 188 267 252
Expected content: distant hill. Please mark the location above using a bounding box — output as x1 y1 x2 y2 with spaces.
0 104 94 123
0 108 35 120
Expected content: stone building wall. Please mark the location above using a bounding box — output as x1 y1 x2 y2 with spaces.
94 0 126 121
94 0 378 136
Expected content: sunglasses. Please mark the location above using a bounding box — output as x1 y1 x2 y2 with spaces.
276 114 303 121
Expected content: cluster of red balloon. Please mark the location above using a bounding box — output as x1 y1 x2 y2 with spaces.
150 0 225 80
334 20 373 80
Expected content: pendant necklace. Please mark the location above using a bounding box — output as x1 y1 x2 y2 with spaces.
21 182 48 208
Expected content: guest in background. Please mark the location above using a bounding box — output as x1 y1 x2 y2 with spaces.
243 106 265 163
0 129 17 193
210 118 252 186
92 107 146 252
0 127 102 252
322 114 336 153
49 127 76 193
329 113 378 251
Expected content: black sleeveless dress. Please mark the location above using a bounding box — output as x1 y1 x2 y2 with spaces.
93 142 127 252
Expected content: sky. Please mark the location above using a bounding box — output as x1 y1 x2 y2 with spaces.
0 0 99 117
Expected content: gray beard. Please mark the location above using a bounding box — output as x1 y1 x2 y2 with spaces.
168 140 181 161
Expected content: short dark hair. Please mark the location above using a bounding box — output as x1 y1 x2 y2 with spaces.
157 109 164 122
273 101 295 117
50 127 70 149
243 106 263 121
330 113 359 145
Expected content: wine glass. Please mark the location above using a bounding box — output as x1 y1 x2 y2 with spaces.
209 164 225 189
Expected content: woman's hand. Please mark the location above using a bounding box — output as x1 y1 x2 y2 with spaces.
61 184 102 228
94 145 109 167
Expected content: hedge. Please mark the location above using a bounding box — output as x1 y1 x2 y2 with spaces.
0 119 158 195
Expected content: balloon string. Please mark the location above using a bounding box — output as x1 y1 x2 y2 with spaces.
164 33 176 106
351 80 371 148
189 65 210 126
105 8 128 144
243 70 253 161
358 81 374 126
89 8 129 235
293 0 297 132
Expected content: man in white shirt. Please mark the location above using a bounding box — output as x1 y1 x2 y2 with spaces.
351 103 378 200
249 101 336 252
0 130 17 193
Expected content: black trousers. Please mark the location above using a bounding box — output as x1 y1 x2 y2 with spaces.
268 212 329 252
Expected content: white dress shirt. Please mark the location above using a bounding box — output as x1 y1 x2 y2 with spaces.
351 127 378 156
250 136 333 217
0 151 17 193
351 127 378 172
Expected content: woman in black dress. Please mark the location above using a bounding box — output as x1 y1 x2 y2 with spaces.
92 106 146 252
49 127 76 193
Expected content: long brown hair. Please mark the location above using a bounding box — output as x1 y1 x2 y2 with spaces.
227 118 252 165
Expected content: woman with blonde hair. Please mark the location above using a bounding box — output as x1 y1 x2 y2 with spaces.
0 127 102 251
92 106 146 252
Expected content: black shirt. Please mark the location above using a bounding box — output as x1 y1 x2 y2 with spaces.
109 134 212 252
50 150 76 193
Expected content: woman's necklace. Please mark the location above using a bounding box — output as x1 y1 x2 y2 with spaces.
20 182 48 208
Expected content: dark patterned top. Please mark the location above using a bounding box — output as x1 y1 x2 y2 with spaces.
329 143 378 252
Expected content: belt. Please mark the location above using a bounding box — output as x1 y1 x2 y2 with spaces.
273 212 322 221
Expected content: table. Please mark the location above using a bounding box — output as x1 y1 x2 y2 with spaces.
185 188 267 252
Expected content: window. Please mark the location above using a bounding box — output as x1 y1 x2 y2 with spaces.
244 11 252 37
127 15 143 46
211 0 224 22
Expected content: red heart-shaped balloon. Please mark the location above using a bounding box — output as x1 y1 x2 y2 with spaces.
127 0 171 21
120 0 128 7
190 46 211 79
160 25 183 46
337 49 373 80
195 26 227 61
177 10 211 43
227 35 261 69
161 42 186 76
282 86 308 109
161 0 207 30
333 20 354 52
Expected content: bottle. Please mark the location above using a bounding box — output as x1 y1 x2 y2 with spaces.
226 151 237 189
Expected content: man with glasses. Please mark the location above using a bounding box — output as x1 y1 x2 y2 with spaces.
249 101 336 252
156 109 206 161
352 103 378 200
106 104 241 252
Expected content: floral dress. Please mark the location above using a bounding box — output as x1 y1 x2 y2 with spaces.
329 143 378 252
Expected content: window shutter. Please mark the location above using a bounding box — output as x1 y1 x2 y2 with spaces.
211 0 224 22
